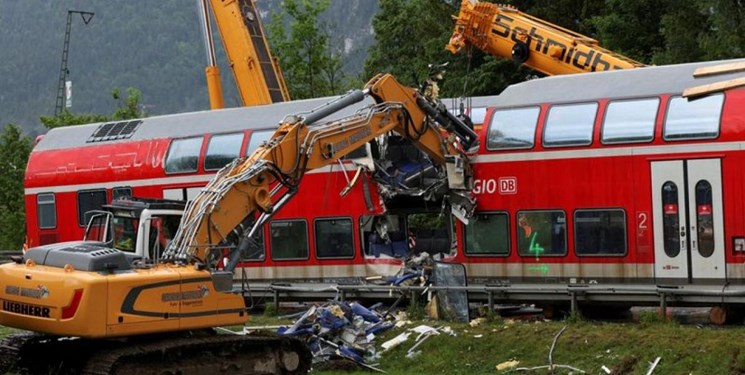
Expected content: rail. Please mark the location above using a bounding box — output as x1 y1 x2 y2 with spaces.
0 250 21 263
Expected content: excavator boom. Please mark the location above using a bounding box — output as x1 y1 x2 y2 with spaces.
167 73 477 264
447 0 645 75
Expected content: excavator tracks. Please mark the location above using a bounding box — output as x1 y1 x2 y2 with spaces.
0 331 311 375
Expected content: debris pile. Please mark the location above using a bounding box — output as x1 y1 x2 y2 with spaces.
274 299 462 372
277 301 396 371
371 252 434 286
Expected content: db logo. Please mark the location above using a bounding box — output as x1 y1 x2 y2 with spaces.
498 177 517 195
473 177 518 195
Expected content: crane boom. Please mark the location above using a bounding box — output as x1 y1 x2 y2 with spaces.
207 0 290 106
446 0 645 75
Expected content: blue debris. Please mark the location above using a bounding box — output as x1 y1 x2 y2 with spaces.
351 302 381 323
276 300 392 369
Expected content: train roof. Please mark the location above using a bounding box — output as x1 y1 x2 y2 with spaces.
35 95 376 152
34 59 745 152
491 58 745 108
34 92 500 152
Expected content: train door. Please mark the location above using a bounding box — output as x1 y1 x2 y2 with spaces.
651 159 725 282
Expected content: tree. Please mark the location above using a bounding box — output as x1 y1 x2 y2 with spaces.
653 1 708 64
699 0 745 60
268 0 349 99
111 87 147 120
39 87 146 129
364 0 527 98
590 0 672 64
0 124 32 250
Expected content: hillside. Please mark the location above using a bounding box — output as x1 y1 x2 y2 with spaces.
0 0 378 136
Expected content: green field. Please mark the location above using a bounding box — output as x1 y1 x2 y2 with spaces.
2 313 744 374
244 313 745 375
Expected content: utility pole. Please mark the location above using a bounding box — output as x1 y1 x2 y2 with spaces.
55 10 94 116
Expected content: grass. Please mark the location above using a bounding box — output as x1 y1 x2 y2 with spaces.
3 311 744 374
305 315 745 375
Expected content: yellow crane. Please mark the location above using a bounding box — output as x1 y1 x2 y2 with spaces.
446 0 646 75
200 0 290 109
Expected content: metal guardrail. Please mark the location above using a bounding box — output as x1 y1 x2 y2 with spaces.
0 250 21 263
240 281 745 317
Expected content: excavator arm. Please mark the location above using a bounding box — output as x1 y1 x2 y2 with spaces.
164 73 477 266
447 0 645 75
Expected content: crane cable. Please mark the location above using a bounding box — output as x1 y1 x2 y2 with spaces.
460 45 474 99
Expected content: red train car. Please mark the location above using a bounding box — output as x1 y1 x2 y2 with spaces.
455 58 745 285
26 58 745 288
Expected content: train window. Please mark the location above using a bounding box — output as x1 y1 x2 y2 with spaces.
664 94 723 140
469 107 487 127
601 98 658 144
486 107 540 150
543 102 597 147
37 193 57 229
360 214 408 257
574 209 627 256
112 186 132 200
246 130 274 156
409 213 453 256
516 210 566 257
464 213 509 256
661 181 681 257
241 223 265 261
315 218 354 259
164 137 203 174
695 180 715 258
269 220 308 260
205 133 243 171
77 189 107 226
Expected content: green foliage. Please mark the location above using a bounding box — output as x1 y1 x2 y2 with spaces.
267 0 351 99
566 309 585 324
481 306 501 324
637 310 672 326
698 0 745 60
653 1 708 64
39 110 109 129
590 0 671 63
406 298 426 320
111 87 147 120
408 213 445 230
263 303 278 317
39 87 146 129
591 0 745 65
0 124 32 250
364 0 470 92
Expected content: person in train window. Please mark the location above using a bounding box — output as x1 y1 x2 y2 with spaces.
517 213 535 254
518 213 551 255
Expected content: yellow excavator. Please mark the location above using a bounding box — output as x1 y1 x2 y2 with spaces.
201 0 290 109
0 70 477 374
447 0 646 75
